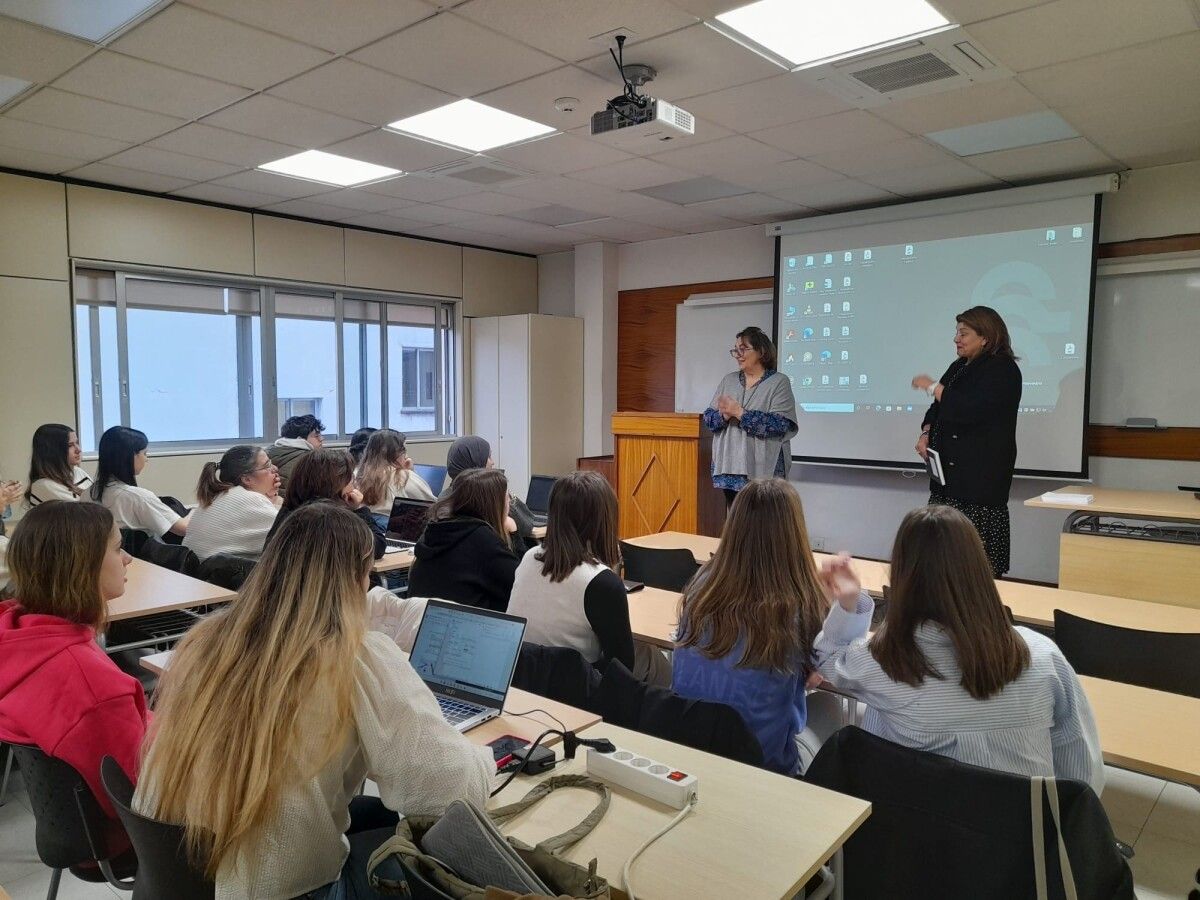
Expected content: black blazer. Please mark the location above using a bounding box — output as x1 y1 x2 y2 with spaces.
921 354 1022 506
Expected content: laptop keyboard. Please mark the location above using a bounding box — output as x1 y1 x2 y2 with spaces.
437 696 486 726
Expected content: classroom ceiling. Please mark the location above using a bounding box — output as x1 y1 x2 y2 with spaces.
1 0 1198 255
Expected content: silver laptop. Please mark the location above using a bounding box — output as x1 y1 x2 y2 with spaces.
525 475 557 527
408 599 527 732
385 498 432 549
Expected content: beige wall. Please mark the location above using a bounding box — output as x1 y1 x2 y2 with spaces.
0 172 535 511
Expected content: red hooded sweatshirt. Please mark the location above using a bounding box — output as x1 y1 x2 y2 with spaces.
0 599 148 818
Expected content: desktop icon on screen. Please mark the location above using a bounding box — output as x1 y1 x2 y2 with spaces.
1046 229 1056 241
805 255 815 267
823 303 832 313
804 304 814 315
1071 226 1083 239
787 257 797 268
787 305 796 317
859 374 868 385
802 376 813 386
787 282 797 294
805 281 815 291
863 249 872 260
823 253 833 265
823 278 833 289
820 350 832 362
904 245 914 256
843 251 852 262
841 326 850 337
785 353 795 364
885 406 892 412
802 327 814 339
839 376 850 386
822 326 831 337
840 350 849 361
802 351 814 363
786 329 796 341
842 276 851 288
1065 342 1076 355
842 301 851 312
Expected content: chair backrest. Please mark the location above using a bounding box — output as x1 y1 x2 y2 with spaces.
618 542 700 592
120 528 149 557
1053 610 1200 698
157 496 190 518
6 743 125 870
138 535 201 577
101 757 214 900
512 643 599 711
196 553 256 591
412 464 447 497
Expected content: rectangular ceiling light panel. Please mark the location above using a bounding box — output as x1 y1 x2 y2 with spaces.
387 99 555 153
0 0 167 42
258 150 402 187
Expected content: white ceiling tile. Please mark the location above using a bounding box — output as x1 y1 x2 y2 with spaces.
338 211 432 231
0 15 93 83
0 143 88 173
323 130 470 173
579 24 783 101
494 174 679 218
259 197 365 220
351 13 561 97
965 137 1117 180
268 59 454 126
510 204 601 225
568 156 697 190
183 0 436 54
316 188 414 213
6 87 184 142
360 173 480 201
201 95 372 147
144 123 301 167
100 145 243 181
453 215 570 241
807 138 956 178
872 78 1048 135
559 217 683 241
208 169 339 199
965 0 1198 73
0 0 166 42
648 134 794 181
53 51 251 119
705 156 844 193
930 0 1059 24
681 74 851 132
170 182 285 207
660 0 743 16
752 111 910 158
456 0 697 62
1087 117 1200 169
439 191 545 214
1056 92 1200 137
623 205 742 233
685 192 815 222
860 160 1003 196
111 5 334 90
770 179 902 211
488 132 631 174
477 65 619 133
0 115 130 160
65 162 196 193
417 222 513 246
389 202 485 224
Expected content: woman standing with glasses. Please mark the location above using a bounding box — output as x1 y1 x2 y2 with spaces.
703 327 799 509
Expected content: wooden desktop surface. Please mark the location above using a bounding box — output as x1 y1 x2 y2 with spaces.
107 558 236 622
1081 676 1200 786
624 532 1200 633
491 722 871 900
138 650 599 749
372 547 415 574
1025 485 1200 520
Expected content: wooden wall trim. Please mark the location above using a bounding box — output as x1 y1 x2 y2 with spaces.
1086 425 1200 462
1098 232 1200 259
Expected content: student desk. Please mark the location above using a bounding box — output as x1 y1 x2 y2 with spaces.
107 558 236 622
490 722 871 900
139 650 600 750
372 547 415 574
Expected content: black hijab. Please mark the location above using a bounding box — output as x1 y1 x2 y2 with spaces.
446 435 491 479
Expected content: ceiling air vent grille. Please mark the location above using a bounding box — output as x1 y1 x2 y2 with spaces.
422 159 534 185
850 52 958 93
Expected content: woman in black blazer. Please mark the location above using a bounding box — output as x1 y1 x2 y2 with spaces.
911 306 1022 576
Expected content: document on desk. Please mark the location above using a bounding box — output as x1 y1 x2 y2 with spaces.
1040 491 1094 505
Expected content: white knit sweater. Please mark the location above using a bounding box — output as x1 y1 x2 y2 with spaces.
182 486 279 560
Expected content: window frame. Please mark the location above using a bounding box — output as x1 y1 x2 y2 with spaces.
70 260 460 452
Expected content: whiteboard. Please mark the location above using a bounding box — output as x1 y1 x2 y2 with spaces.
674 291 773 413
1091 260 1200 427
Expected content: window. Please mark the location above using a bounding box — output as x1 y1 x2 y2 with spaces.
71 266 456 450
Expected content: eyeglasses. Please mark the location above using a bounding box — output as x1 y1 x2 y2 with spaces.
251 463 278 473
729 347 751 358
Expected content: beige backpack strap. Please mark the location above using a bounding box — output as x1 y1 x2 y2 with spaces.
1044 778 1079 900
1031 777 1048 900
490 774 611 855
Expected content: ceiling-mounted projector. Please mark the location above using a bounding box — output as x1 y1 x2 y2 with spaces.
589 35 695 149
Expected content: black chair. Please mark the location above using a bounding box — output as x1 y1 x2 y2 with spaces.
157 495 190 518
101 757 214 899
120 528 149 557
619 541 700 592
5 742 137 898
137 535 201 577
196 553 256 591
512 643 600 711
1053 610 1200 699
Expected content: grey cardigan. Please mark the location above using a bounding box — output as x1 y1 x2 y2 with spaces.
708 370 799 480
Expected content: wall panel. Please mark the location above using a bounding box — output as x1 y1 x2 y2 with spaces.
344 229 462 297
253 215 345 284
0 174 68 280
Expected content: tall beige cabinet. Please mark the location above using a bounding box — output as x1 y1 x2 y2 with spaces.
469 314 584 504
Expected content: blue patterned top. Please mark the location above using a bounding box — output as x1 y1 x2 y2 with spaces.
704 370 794 491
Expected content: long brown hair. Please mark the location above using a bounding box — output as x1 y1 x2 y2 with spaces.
538 471 619 582
428 467 508 542
26 423 79 502
139 502 373 877
676 479 826 672
956 306 1018 360
195 445 263 508
871 505 1030 700
356 429 411 507
282 448 355 510
7 501 114 630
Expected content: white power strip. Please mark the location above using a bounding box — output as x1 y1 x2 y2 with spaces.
585 747 699 809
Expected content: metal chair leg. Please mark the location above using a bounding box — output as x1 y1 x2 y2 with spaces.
46 867 62 900
0 746 13 803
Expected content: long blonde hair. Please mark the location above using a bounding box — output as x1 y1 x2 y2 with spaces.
676 479 827 672
356 429 410 507
140 502 374 876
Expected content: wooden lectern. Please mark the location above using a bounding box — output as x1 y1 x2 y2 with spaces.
612 411 725 539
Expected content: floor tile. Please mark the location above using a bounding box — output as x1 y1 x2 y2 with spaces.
1141 782 1200 846
0 796 42 884
6 866 121 900
1100 766 1166 844
1128 828 1200 900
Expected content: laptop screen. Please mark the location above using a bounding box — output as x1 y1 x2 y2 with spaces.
412 464 447 496
525 475 557 515
409 600 527 706
387 498 431 541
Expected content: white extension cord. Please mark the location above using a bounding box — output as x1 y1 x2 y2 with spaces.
622 793 699 900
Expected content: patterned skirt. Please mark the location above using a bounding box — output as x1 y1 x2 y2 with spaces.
928 493 1011 577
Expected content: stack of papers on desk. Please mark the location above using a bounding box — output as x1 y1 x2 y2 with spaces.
1040 491 1094 505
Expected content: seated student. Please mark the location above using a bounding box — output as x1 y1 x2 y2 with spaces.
0 502 148 819
357 429 436 525
183 445 281 561
441 434 535 552
348 426 377 466
266 414 324 492
813 504 1104 796
1 478 25 591
91 426 190 538
672 478 852 776
408 468 518 612
25 423 93 505
266 449 386 560
508 471 669 685
136 503 492 899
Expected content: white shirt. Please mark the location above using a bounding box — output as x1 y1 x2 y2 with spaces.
98 480 181 537
28 466 93 505
366 588 429 653
183 486 279 561
135 633 493 900
814 598 1105 796
0 534 8 588
507 547 609 663
365 468 436 514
